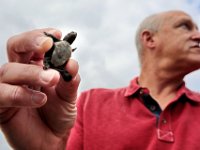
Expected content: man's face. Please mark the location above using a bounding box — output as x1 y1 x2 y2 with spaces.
156 11 200 71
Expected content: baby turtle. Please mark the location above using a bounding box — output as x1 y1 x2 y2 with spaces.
43 31 77 81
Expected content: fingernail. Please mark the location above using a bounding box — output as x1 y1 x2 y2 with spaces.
31 92 46 105
40 70 57 83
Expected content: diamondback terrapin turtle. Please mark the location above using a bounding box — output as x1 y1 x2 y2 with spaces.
43 31 77 81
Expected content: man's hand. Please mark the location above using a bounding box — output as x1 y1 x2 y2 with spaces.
0 28 80 150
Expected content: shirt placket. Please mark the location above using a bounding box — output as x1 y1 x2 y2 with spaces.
139 88 174 143
157 108 174 143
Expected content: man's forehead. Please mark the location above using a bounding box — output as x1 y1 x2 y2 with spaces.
162 10 191 20
160 10 198 28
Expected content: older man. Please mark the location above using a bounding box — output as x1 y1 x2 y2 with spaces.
0 10 200 150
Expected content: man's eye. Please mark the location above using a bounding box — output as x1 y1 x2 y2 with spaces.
179 23 191 30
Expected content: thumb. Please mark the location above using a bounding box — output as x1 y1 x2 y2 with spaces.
7 28 62 62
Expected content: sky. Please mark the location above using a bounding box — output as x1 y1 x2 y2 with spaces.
0 0 200 149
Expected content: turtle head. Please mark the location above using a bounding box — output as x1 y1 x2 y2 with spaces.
63 31 77 45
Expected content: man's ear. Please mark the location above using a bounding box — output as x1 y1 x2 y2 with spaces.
141 30 156 49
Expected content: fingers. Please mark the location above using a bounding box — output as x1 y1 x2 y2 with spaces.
7 28 62 62
0 83 47 107
0 62 61 108
55 59 81 102
0 63 60 87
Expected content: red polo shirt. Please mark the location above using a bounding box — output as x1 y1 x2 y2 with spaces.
66 77 200 150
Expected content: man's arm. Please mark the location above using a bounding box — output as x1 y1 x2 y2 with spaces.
0 28 80 149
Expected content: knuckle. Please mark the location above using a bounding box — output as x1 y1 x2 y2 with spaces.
0 84 5 106
11 86 20 104
0 83 16 106
10 86 27 106
22 65 41 82
6 35 19 58
0 63 9 82
7 36 15 51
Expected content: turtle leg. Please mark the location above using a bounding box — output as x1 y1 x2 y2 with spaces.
54 68 72 82
44 32 60 42
43 57 51 70
60 70 72 81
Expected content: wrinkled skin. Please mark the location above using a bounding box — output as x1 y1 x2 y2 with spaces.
0 28 80 150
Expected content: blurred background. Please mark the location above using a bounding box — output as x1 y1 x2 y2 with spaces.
0 0 200 149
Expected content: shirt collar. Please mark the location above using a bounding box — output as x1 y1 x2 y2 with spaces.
124 77 140 97
179 84 200 103
124 77 200 103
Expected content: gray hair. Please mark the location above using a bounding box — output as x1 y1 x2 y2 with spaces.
135 13 164 64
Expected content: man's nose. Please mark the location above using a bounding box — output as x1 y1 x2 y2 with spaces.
191 31 200 40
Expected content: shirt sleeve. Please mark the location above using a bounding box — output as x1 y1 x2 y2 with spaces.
66 92 85 150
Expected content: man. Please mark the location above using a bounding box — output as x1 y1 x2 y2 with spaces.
0 10 200 149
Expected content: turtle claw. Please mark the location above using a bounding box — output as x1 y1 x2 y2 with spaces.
72 48 77 52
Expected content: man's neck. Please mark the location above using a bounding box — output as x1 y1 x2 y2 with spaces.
138 68 184 110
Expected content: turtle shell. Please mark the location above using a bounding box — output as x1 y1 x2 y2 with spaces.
51 41 72 67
